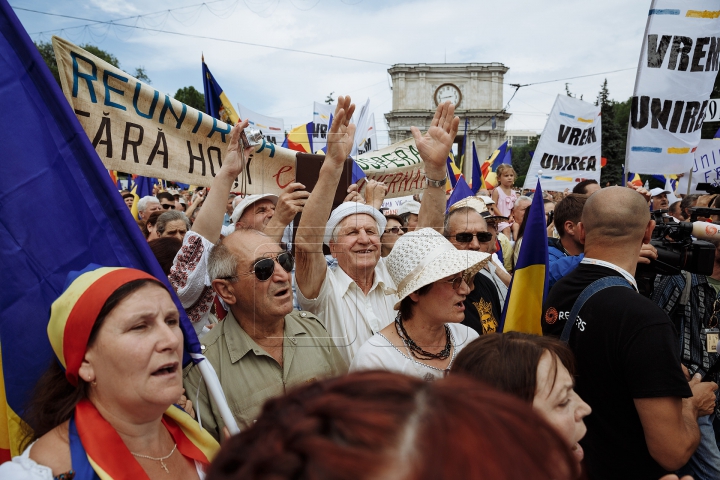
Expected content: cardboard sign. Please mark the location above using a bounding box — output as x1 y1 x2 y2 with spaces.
626 2 720 174
523 95 602 191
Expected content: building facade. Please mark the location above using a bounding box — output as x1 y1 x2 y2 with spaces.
506 130 538 148
385 63 510 177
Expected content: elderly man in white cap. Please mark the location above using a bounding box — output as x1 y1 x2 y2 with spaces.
397 199 421 231
650 187 671 211
169 120 309 336
295 96 459 364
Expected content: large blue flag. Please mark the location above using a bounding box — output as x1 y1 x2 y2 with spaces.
0 1 201 456
499 180 548 335
471 142 483 194
446 175 474 213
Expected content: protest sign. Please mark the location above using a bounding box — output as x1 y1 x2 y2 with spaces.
237 103 284 146
52 36 296 194
626 1 720 175
355 138 426 197
357 114 379 154
53 37 426 198
522 95 602 191
677 139 720 193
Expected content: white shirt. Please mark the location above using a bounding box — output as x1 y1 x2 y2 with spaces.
296 257 398 365
0 443 207 479
349 323 479 381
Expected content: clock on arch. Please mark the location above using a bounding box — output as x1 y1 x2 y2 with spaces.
434 83 461 107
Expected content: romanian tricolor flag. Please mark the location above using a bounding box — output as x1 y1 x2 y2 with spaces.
471 141 485 194
483 141 509 188
499 180 548 335
282 122 314 153
629 172 643 187
0 4 213 459
202 57 239 125
446 154 462 189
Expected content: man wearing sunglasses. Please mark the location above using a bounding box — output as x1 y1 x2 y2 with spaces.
183 228 347 437
157 191 176 210
295 96 457 365
444 204 509 336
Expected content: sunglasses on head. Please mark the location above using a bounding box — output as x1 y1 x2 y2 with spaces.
236 252 295 281
451 231 493 243
161 204 175 210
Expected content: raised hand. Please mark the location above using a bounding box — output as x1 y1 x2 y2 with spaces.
273 182 310 226
363 180 388 210
223 119 255 179
326 96 356 166
410 101 460 176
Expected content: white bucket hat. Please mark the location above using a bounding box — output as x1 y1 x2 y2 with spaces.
231 194 279 224
385 227 490 309
324 202 387 246
396 200 421 216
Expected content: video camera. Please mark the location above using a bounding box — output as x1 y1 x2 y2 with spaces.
639 208 718 277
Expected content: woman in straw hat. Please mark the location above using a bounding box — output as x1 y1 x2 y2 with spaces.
350 228 490 381
0 265 218 479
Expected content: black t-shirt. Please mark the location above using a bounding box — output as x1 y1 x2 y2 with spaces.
542 263 692 480
462 272 502 335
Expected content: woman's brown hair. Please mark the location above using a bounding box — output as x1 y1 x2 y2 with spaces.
450 332 576 402
207 371 579 480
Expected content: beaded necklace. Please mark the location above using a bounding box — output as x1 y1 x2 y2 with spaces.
395 312 451 360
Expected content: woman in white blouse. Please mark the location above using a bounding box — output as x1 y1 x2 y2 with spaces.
350 228 490 381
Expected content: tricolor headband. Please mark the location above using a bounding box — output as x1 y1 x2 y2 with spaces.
48 266 159 386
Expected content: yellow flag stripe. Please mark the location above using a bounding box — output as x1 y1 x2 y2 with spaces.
503 264 545 335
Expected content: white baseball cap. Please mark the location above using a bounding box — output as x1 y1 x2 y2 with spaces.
649 187 671 198
230 194 279 224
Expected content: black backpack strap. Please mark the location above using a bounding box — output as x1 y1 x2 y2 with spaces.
560 276 634 343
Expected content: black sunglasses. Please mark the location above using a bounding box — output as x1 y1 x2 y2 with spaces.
451 231 493 243
237 252 295 281
161 204 175 210
385 226 406 235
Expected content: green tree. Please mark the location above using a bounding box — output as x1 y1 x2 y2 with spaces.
513 135 539 187
174 86 205 112
134 66 151 84
35 41 120 87
596 79 625 185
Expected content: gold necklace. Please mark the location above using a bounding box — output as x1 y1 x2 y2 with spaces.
131 443 177 473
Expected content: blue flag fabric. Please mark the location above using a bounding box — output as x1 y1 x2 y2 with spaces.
460 117 469 166
0 0 201 452
715 127 720 138
471 142 482 194
503 147 513 167
490 141 508 171
202 60 224 119
132 175 157 198
446 176 474 213
498 180 548 335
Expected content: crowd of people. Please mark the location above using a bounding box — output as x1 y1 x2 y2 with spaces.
2 96 720 479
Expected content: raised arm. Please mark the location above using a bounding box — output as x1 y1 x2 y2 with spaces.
191 120 253 243
411 101 460 232
264 182 310 243
295 96 356 299
634 373 717 471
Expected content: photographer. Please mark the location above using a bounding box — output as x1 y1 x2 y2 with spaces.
652 238 720 480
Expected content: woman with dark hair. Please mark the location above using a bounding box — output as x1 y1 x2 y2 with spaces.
350 228 490 381
206 370 580 480
149 237 183 276
0 266 218 479
143 210 163 241
451 332 591 462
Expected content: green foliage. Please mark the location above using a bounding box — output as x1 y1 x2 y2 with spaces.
174 86 205 112
134 67 151 84
35 41 120 87
81 44 119 68
513 135 540 185
596 79 625 186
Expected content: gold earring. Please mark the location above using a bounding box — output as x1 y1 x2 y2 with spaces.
91 380 97 386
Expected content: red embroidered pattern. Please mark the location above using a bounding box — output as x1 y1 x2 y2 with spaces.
169 234 205 291
187 286 215 324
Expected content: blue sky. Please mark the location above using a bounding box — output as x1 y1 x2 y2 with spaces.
13 0 649 147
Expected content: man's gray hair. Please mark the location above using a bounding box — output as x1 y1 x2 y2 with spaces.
208 237 239 282
514 196 532 208
444 207 484 236
137 195 160 213
156 211 190 235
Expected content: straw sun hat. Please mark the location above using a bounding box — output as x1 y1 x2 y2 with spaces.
385 228 490 309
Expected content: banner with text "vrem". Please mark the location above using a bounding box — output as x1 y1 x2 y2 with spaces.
626 2 720 175
522 94 601 191
52 36 296 194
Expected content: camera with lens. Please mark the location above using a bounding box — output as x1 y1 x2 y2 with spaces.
240 127 264 149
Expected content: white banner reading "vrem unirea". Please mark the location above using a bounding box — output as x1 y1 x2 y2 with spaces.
522 95 601 191
626 1 720 175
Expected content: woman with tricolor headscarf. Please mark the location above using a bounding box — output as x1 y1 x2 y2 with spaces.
0 266 219 479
